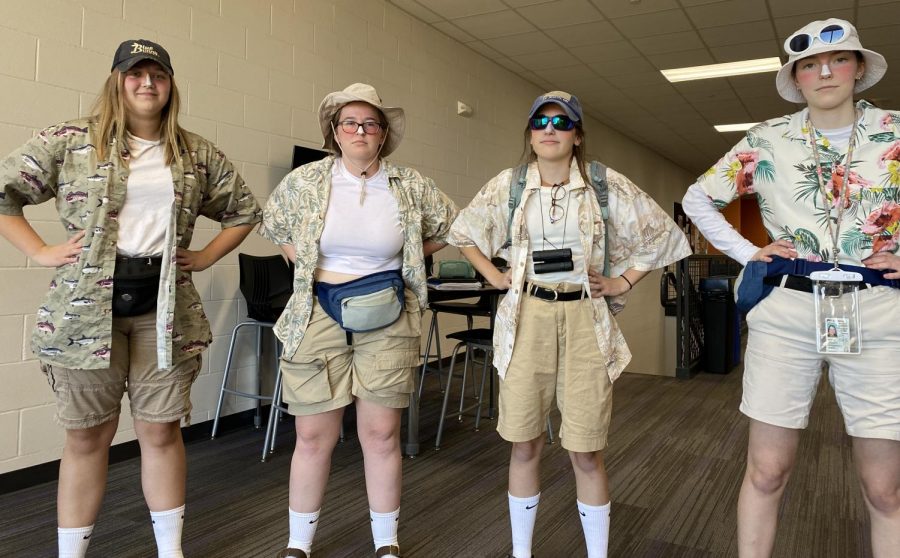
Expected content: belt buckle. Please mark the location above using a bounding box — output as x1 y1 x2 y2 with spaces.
549 288 558 301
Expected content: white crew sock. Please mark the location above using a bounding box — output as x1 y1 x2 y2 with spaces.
287 508 320 552
509 492 540 558
150 505 185 558
370 507 400 553
577 500 610 558
58 525 94 558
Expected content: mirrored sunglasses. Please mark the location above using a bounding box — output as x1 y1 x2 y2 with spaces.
529 114 576 131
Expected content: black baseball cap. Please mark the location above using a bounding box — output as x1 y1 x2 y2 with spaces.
111 39 174 75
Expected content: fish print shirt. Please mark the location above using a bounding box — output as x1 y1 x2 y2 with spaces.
259 155 458 360
0 118 261 370
694 100 900 265
448 160 691 381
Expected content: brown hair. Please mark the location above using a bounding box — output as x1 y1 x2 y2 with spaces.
520 120 590 185
90 68 191 165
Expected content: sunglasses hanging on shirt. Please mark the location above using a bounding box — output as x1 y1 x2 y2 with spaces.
529 114 576 131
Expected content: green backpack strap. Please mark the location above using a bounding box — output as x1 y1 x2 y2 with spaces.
588 161 611 277
502 164 529 249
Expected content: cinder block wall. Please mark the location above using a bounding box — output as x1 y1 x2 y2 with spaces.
0 0 696 474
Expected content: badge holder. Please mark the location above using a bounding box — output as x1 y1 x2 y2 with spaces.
810 269 862 354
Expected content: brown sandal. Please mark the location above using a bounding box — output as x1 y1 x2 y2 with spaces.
376 544 401 557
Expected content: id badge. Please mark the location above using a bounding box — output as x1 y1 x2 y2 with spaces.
810 270 862 354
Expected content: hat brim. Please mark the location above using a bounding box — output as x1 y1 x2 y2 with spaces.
529 100 580 122
318 92 405 157
776 47 887 103
114 55 174 75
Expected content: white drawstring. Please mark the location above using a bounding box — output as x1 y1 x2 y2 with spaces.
331 122 389 206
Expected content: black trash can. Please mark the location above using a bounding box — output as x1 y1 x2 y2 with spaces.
700 276 740 374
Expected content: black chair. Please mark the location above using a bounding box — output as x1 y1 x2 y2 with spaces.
211 254 293 461
419 256 496 397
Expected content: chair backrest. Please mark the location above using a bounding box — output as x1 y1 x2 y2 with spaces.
238 253 294 322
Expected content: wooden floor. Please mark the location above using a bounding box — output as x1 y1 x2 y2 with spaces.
0 362 872 558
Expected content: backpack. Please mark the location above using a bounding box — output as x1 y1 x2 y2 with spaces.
503 161 611 277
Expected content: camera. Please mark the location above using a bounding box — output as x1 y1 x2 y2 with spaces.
532 248 573 274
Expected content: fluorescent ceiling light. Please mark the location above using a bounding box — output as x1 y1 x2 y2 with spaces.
714 123 759 132
661 57 782 82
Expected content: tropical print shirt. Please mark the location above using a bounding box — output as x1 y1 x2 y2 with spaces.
695 100 900 265
259 155 458 359
448 160 691 381
0 118 261 370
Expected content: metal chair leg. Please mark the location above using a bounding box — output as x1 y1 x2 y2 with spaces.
418 311 439 399
254 326 263 429
474 348 490 431
435 342 465 450
546 415 555 444
457 345 471 422
211 322 245 439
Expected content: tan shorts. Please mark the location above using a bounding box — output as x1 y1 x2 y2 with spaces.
41 311 203 430
280 290 421 416
499 281 612 452
742 286 900 441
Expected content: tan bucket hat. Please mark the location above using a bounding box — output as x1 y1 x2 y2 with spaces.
776 18 887 103
317 83 405 156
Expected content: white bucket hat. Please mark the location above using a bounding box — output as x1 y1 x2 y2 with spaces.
317 83 405 156
776 18 887 103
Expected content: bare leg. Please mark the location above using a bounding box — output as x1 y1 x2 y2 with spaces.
57 419 119 527
288 408 344 512
737 419 800 558
852 437 900 558
356 398 403 512
135 420 185 511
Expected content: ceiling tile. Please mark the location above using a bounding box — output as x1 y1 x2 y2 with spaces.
388 0 443 23
768 0 853 18
416 0 505 19
610 9 693 39
858 24 900 46
453 10 535 39
465 40 504 59
608 70 669 88
544 21 622 47
710 40 780 63
699 20 774 47
504 0 557 6
485 30 558 56
858 3 900 28
685 0 768 28
570 40 641 63
692 98 751 122
517 0 604 29
633 30 705 55
590 0 680 19
535 64 592 83
587 56 657 77
648 48 715 69
432 21 478 42
494 56 529 74
510 48 580 70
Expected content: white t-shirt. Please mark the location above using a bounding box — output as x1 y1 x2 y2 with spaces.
316 158 403 274
524 182 585 283
116 135 175 257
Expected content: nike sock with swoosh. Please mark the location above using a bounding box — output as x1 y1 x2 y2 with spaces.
370 507 400 552
577 500 610 558
509 492 540 558
288 508 320 553
58 525 93 558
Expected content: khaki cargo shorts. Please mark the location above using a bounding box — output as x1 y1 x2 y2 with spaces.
499 281 613 453
41 311 203 430
280 290 422 416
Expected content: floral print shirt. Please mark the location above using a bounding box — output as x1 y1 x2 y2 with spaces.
259 155 458 360
694 100 900 264
0 118 262 370
448 160 691 382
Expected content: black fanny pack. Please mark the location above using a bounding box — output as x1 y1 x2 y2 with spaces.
112 256 162 317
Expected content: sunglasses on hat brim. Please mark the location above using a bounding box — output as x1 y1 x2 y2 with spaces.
529 114 576 131
785 22 851 56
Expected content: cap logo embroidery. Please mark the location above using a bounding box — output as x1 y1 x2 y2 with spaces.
130 42 158 57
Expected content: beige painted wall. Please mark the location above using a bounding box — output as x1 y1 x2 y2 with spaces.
0 0 696 474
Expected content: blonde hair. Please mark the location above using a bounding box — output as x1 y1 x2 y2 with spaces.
91 68 192 165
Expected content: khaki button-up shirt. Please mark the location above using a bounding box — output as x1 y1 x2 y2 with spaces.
0 118 261 370
259 155 458 360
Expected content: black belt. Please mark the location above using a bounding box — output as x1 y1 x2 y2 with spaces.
526 282 587 302
763 274 869 293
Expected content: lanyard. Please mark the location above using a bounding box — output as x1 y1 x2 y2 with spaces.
806 114 858 269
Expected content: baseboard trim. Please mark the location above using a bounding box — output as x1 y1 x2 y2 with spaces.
0 407 264 496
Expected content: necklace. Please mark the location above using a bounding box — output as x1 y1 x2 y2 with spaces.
806 111 859 268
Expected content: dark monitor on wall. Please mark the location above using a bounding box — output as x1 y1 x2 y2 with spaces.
292 145 329 169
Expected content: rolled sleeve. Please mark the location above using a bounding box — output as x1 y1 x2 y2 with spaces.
420 177 458 244
198 150 261 228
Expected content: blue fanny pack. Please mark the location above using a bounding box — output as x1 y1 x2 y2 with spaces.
735 256 900 314
316 269 405 333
